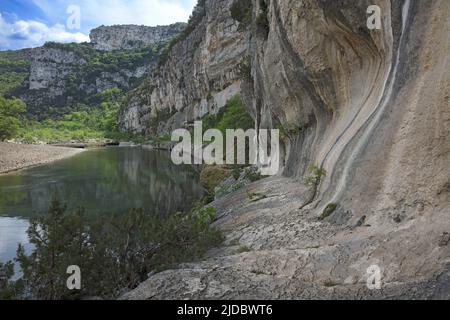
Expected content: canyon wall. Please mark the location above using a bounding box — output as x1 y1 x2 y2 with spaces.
119 0 249 135
7 25 183 119
122 0 450 299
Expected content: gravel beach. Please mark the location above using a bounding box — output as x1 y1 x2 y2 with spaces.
0 142 85 174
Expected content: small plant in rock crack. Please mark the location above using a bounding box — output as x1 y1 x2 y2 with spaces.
244 167 262 182
304 165 327 193
247 192 267 202
195 207 217 224
233 245 251 254
319 203 338 221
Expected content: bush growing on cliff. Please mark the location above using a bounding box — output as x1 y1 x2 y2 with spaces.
231 0 253 30
202 95 254 135
277 123 306 140
199 95 256 199
256 0 270 37
320 203 338 221
0 200 223 300
304 165 327 193
200 165 232 194
0 96 26 141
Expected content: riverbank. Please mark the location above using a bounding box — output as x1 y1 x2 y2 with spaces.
0 142 85 174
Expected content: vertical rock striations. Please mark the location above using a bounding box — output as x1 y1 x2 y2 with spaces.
121 0 450 299
119 0 249 135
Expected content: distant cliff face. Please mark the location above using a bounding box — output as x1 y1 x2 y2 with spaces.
90 23 187 51
4 24 185 119
119 0 249 135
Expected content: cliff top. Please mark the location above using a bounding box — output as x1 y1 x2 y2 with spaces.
89 22 187 51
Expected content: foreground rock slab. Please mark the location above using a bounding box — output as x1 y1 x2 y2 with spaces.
122 177 450 300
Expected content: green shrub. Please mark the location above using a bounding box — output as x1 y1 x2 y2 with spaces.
200 165 232 193
18 88 125 143
320 203 338 220
0 261 19 300
232 166 242 180
200 95 255 175
247 192 267 202
277 123 305 140
202 95 254 135
256 0 270 36
0 200 223 300
196 207 217 224
244 167 262 182
231 0 253 30
233 245 251 254
232 182 244 191
0 52 30 95
304 165 327 192
0 96 26 141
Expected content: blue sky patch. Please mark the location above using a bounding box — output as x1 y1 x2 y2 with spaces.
0 0 196 50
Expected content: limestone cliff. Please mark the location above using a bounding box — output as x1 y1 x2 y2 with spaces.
121 0 450 299
6 25 184 119
90 23 187 51
119 0 248 136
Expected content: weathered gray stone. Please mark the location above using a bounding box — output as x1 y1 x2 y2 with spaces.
121 0 450 300
90 23 186 51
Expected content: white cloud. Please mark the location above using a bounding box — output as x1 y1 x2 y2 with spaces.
32 0 196 29
0 13 89 50
0 0 198 50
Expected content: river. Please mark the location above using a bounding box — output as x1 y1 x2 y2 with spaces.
0 147 204 264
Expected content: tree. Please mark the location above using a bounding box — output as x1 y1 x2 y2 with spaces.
15 200 91 300
0 261 15 299
1 200 223 300
0 96 26 141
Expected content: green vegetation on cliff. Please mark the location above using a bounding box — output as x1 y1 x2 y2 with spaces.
197 95 256 200
202 94 254 134
0 52 30 96
231 0 253 30
0 96 26 141
18 88 126 143
44 41 163 73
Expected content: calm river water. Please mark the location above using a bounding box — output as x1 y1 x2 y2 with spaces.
0 147 204 263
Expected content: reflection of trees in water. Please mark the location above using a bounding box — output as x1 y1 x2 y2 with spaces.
0 148 204 218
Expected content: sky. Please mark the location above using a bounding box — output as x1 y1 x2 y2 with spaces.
0 0 197 50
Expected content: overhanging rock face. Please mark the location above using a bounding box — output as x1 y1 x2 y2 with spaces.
121 0 450 299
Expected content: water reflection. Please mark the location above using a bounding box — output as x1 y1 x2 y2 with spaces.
0 217 31 265
0 147 204 262
0 147 204 218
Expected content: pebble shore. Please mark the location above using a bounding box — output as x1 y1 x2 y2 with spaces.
0 142 85 174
